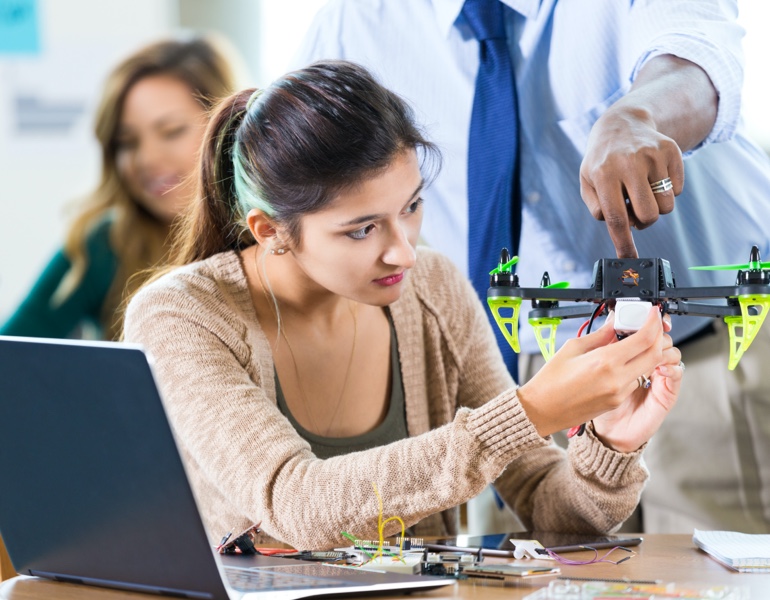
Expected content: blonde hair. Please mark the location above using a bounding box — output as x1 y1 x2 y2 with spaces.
55 35 239 339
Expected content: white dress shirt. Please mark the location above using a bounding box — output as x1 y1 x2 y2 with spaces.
294 0 770 353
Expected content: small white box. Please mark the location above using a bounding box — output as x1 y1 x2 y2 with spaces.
614 299 654 339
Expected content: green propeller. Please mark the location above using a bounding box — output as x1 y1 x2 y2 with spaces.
690 245 769 271
539 272 570 289
489 251 519 275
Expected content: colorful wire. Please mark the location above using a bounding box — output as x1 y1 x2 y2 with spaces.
372 482 406 562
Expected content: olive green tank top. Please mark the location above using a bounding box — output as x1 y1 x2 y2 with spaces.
276 312 407 459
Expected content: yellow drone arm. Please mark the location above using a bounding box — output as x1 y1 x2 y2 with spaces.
724 294 770 370
487 296 522 353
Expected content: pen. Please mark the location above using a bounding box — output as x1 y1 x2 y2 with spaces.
423 542 518 559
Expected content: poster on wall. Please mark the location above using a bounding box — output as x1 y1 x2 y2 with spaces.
0 0 40 55
0 0 94 157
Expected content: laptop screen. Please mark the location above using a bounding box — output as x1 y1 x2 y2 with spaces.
0 337 230 598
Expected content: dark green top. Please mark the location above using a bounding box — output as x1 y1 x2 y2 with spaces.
0 219 118 339
276 313 408 459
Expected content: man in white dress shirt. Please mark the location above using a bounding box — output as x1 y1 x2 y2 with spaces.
294 0 770 533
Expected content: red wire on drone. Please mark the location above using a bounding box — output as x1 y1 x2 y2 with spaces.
577 303 606 338
577 319 589 337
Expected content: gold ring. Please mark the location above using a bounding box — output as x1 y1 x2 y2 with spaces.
650 177 673 194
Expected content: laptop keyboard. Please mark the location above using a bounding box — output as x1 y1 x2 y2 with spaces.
225 564 359 592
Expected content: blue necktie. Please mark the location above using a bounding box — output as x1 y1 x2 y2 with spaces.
464 0 520 377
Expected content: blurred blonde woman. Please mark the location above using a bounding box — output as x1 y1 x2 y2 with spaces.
1 36 239 340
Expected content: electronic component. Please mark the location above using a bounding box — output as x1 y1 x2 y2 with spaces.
395 536 424 550
461 563 560 581
613 299 654 339
420 551 478 578
276 551 350 562
344 537 424 552
218 525 261 555
357 554 423 575
510 540 553 560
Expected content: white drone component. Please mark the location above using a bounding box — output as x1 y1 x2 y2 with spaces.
614 299 654 339
510 540 553 560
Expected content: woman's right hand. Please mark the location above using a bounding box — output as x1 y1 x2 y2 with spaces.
516 308 666 438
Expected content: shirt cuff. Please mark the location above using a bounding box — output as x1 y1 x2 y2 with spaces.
631 38 742 153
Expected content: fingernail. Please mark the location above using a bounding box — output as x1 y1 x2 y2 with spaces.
657 365 669 375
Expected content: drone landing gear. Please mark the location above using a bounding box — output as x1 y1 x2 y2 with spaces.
724 294 770 370
487 296 522 353
528 317 561 361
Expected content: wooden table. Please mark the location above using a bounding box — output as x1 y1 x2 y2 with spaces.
1 535 769 599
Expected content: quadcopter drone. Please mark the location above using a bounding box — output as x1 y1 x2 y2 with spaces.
487 245 770 370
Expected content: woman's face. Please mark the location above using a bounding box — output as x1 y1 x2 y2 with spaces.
283 149 424 307
115 74 208 223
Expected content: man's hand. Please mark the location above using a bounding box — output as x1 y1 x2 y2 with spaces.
578 55 718 259
580 105 683 259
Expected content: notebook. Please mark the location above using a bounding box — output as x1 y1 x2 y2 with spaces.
0 335 453 599
693 529 770 573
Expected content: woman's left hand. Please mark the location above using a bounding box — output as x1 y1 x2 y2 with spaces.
591 315 683 453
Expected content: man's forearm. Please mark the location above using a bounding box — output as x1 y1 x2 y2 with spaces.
613 54 719 153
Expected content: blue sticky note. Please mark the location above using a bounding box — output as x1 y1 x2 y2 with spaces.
0 0 40 55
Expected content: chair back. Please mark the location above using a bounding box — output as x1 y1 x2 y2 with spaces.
0 533 14 581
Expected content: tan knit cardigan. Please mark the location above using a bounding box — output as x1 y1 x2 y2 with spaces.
124 247 647 550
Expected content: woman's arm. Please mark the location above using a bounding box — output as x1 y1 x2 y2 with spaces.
1 222 117 338
123 273 551 550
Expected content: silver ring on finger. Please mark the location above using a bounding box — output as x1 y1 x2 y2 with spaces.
637 374 652 389
650 177 673 194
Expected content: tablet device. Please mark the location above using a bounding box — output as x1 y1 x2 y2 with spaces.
431 531 642 555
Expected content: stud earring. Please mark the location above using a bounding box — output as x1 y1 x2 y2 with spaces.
271 247 286 255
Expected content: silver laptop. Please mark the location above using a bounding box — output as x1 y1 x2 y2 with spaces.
0 336 452 599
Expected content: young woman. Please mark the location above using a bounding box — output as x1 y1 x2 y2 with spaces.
124 61 683 550
1 36 239 340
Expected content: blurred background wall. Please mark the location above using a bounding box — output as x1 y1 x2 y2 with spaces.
0 0 767 319
0 0 325 319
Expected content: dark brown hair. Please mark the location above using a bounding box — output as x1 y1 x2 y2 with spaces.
170 60 440 265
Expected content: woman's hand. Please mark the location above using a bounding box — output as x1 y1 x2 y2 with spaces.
591 317 682 452
517 307 679 448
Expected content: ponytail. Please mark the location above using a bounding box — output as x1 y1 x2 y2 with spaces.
168 88 256 266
